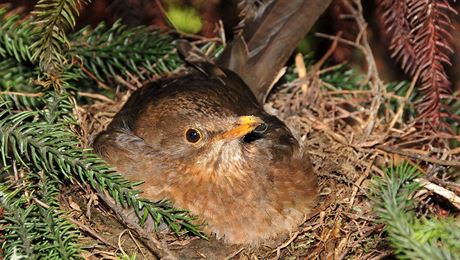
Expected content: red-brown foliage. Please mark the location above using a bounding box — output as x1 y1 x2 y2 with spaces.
379 0 457 131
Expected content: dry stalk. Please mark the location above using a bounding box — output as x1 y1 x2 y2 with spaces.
0 91 43 97
415 178 460 209
387 69 419 130
342 0 385 140
97 192 178 259
377 145 460 167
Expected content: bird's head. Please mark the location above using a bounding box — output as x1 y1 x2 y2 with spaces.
130 82 270 179
137 112 267 172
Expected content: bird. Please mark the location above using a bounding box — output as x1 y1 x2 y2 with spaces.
93 0 332 244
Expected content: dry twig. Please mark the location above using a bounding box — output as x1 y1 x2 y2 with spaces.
97 192 178 259
377 145 460 167
415 178 460 209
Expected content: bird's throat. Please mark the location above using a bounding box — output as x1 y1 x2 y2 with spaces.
191 140 250 182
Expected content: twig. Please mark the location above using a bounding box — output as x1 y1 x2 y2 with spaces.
388 69 419 130
318 0 385 140
315 33 363 50
415 178 460 209
312 31 342 71
127 229 148 259
154 0 172 27
426 175 460 194
67 217 118 249
319 172 367 194
75 59 110 89
271 231 300 259
318 62 346 75
125 70 143 88
79 92 114 103
349 155 375 207
98 192 178 259
447 146 460 156
377 145 460 167
118 229 130 258
300 116 349 145
342 212 375 222
347 0 384 139
224 248 244 260
118 229 148 259
0 91 43 97
114 75 139 91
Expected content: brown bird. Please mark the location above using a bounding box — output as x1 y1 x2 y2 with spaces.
94 0 332 244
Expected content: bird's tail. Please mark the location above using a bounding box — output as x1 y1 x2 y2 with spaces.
216 0 333 104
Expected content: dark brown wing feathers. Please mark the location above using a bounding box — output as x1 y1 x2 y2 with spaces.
217 0 333 104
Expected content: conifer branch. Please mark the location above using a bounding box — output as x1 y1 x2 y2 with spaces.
30 0 89 89
377 0 457 132
0 8 33 62
0 3 201 257
371 164 460 259
69 21 182 85
0 93 204 237
0 58 42 110
0 170 82 259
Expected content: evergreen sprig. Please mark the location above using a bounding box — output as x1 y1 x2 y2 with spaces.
1 172 82 259
30 0 89 78
0 3 201 257
70 21 182 84
35 171 81 259
0 94 82 259
0 93 204 236
0 8 33 63
371 164 460 259
0 7 182 91
1 202 40 259
0 58 42 110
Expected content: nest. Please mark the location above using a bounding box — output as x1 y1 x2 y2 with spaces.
71 12 460 260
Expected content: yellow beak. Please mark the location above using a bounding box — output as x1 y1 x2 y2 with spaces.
220 116 264 140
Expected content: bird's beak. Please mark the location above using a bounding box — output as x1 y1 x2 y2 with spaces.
219 116 264 140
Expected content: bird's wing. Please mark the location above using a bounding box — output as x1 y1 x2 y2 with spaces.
176 39 228 85
93 128 163 181
217 0 333 104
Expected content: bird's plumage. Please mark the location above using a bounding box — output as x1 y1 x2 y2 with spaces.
94 0 332 244
218 0 333 103
94 69 317 244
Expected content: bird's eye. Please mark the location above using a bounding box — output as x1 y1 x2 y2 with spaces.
185 129 201 143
